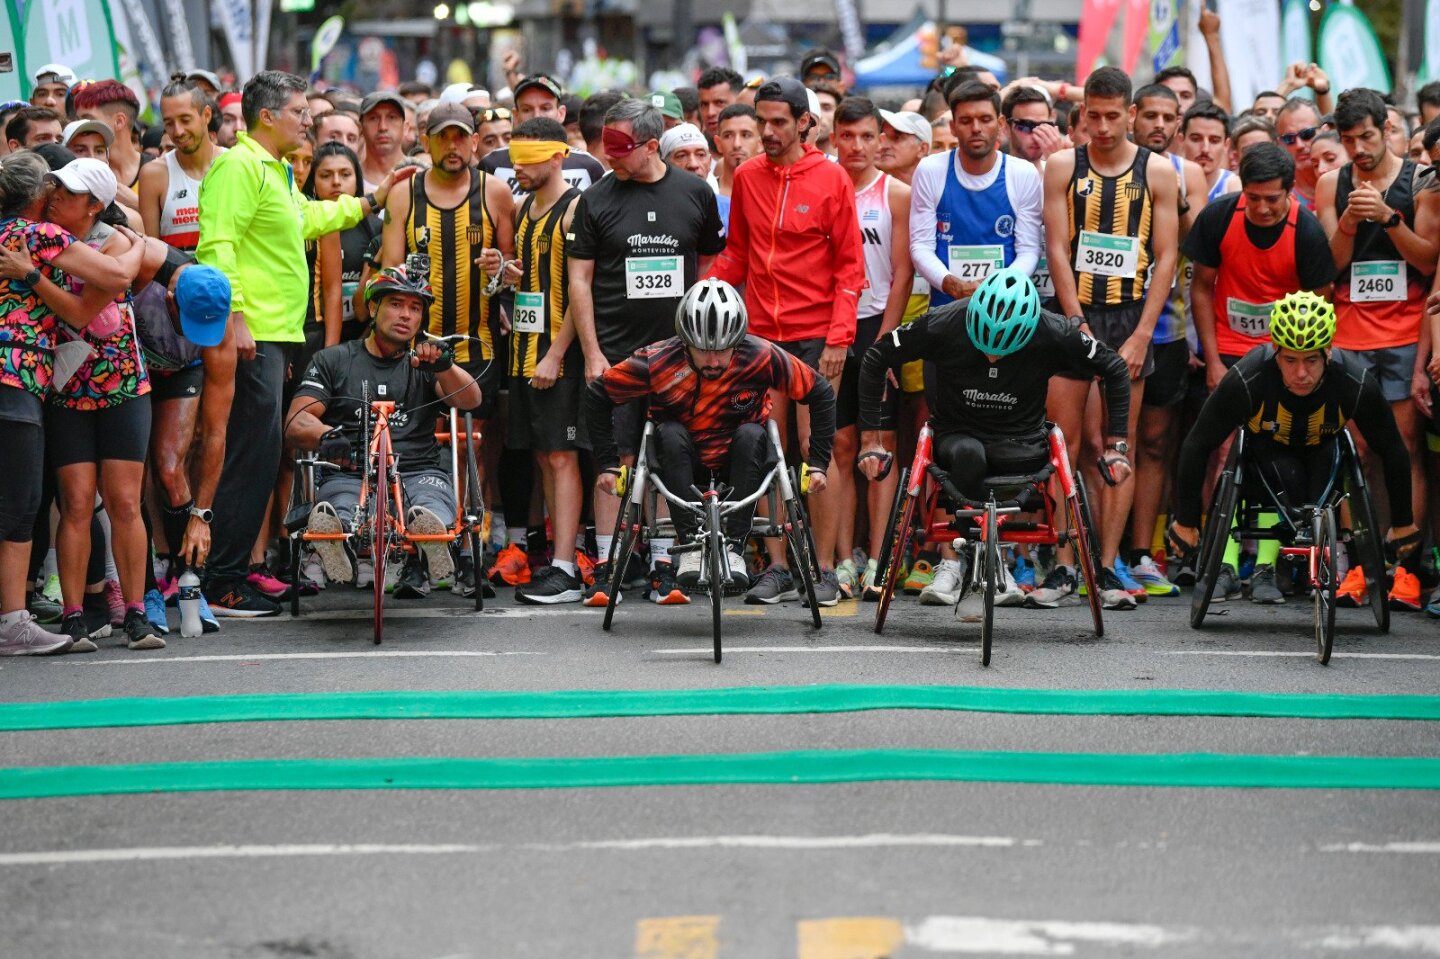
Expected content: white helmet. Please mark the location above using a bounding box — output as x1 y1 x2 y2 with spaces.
675 278 748 351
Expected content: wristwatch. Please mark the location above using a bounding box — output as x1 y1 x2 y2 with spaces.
22 267 40 287
1382 209 1403 230
1104 440 1130 456
189 506 214 524
363 192 378 211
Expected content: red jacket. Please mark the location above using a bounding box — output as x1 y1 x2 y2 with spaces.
707 146 864 347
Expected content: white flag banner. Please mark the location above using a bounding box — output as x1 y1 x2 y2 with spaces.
1421 0 1439 81
1215 0 1281 108
163 0 198 73
1317 2 1390 93
1185 0 1212 94
211 0 254 82
118 0 170 95
255 0 274 75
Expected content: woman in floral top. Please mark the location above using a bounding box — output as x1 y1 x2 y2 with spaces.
0 152 142 656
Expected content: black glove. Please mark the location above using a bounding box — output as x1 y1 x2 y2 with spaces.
317 428 352 466
413 346 454 374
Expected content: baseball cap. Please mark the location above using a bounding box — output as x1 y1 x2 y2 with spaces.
648 90 684 121
185 69 222 91
32 63 76 88
805 88 822 119
879 109 932 147
800 49 841 78
426 101 475 135
61 119 114 148
755 75 810 117
513 74 565 103
360 90 407 117
660 123 707 159
174 265 232 348
47 158 117 207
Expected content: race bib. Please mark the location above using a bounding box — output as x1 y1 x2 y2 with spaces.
1226 298 1273 338
1350 261 1405 303
1031 256 1054 298
1076 231 1140 279
910 271 928 296
513 291 545 334
625 256 683 299
341 281 358 323
947 245 1004 283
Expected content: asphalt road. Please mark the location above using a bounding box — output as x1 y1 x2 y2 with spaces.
2 583 1438 959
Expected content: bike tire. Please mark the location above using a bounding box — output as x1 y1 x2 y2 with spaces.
602 497 638 632
372 432 390 646
1315 507 1338 665
1071 474 1105 638
1190 458 1239 630
874 468 915 635
289 535 302 619
981 502 998 667
709 500 725 663
1344 445 1390 633
785 471 821 627
464 413 485 612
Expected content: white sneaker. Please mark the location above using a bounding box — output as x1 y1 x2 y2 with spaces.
406 506 454 582
995 562 1025 607
921 559 964 606
302 552 326 590
675 546 703 588
307 503 354 585
955 592 984 623
0 614 71 656
354 558 374 589
726 548 749 585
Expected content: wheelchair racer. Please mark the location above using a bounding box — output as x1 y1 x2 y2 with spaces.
285 267 484 597
585 278 837 602
1168 291 1419 605
856 268 1136 613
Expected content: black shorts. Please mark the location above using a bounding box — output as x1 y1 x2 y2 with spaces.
47 395 152 467
149 364 204 403
933 430 1051 501
838 315 899 431
776 337 826 371
1142 339 1191 408
508 373 590 452
1059 301 1153 380
460 356 501 420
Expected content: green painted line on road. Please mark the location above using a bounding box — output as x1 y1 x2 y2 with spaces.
4 685 1440 732
2 750 1438 799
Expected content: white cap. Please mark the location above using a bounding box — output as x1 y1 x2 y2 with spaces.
660 123 708 159
805 87 822 120
32 63 77 88
439 82 480 104
61 119 114 148
879 109 933 147
48 158 117 208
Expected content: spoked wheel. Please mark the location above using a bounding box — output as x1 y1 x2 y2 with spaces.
1190 453 1240 630
783 469 821 627
1070 474 1105 638
1314 506 1338 665
1344 446 1390 633
372 433 392 646
463 413 485 611
289 535 303 618
980 502 1000 666
873 467 915 635
707 499 725 664
602 494 640 632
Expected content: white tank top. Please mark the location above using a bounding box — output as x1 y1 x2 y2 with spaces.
159 150 205 252
855 171 893 318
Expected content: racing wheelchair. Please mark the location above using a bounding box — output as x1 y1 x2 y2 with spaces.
870 422 1106 666
600 418 823 663
1188 429 1388 665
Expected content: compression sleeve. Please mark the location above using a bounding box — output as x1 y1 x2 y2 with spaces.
908 156 950 292
1007 160 1043 277
1349 375 1413 527
801 376 837 473
1060 326 1130 438
857 318 931 433
1173 371 1252 527
583 353 652 471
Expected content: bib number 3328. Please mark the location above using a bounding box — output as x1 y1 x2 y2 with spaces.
625 256 683 299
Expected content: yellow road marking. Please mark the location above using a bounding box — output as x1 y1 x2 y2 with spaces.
826 600 859 618
724 608 767 616
797 917 906 958
635 915 720 958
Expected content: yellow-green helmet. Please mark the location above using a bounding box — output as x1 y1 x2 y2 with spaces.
1269 291 1335 353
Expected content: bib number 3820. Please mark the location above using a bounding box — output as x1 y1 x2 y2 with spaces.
625 256 683 300
1076 231 1140 279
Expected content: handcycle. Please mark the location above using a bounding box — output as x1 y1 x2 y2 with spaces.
1188 429 1388 665
599 419 822 663
284 342 487 645
870 422 1105 666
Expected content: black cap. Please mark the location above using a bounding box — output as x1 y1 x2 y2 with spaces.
800 49 841 78
426 101 475 135
513 73 565 103
755 75 809 115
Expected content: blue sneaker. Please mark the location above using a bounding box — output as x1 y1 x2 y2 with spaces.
197 592 220 634
1112 556 1148 603
1129 554 1180 597
1013 555 1036 591
144 588 170 636
1238 553 1256 584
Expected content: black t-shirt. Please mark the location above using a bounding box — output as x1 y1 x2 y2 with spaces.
293 339 442 471
0 381 42 425
568 166 727 361
479 148 606 198
1182 192 1337 290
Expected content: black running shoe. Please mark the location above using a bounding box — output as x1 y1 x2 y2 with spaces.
648 562 691 605
203 579 281 618
123 608 165 650
60 613 98 654
516 565 585 605
392 558 431 599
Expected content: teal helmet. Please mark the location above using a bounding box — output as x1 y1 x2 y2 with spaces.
967 268 1041 357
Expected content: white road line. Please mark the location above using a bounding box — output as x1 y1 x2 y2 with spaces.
548 833 1037 851
270 607 588 620
1166 650 1440 660
1321 842 1440 855
0 844 494 866
904 916 1195 954
651 645 977 655
58 650 546 666
1313 927 1440 953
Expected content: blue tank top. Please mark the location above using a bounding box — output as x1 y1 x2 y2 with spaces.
930 152 1018 307
1153 153 1188 345
1207 169 1235 203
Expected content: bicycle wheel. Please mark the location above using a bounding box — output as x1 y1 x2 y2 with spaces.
708 499 725 664
980 502 999 667
288 534 302 618
602 494 640 632
372 432 392 646
1070 474 1105 638
1190 458 1239 630
1314 506 1338 665
873 467 915 634
784 470 821 627
464 413 485 612
1344 445 1389 633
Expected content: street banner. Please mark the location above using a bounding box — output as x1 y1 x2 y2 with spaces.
23 0 120 90
1317 2 1391 93
1215 0 1281 109
1076 0 1123 83
1149 0 1184 76
0 0 23 101
1122 0 1149 74
311 15 344 76
1420 0 1439 81
1281 0 1311 75
162 0 197 73
212 0 254 83
117 0 170 97
833 0 865 63
255 0 274 75
722 12 747 74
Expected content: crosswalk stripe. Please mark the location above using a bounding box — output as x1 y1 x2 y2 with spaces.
635 916 720 959
796 917 905 958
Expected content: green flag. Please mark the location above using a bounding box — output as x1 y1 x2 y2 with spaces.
23 0 120 91
1317 2 1391 93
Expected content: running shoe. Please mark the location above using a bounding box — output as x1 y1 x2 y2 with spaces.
406 506 455 585
42 573 61 604
1212 563 1243 603
143 588 170 635
203 579 280 618
1012 555 1036 592
955 590 984 623
1026 565 1075 608
745 564 799 604
902 558 933 595
302 552 326 591
920 559 964 606
354 559 374 589
859 558 882 601
574 550 596 587
27 589 62 624
123 608 165 650
1425 584 1440 619
197 593 220 634
1111 556 1148 602
81 593 115 637
487 543 532 587
803 568 842 608
1171 551 1198 588
1130 554 1180 597
246 563 291 600
59 612 98 654
516 565 585 605
582 561 621 607
674 545 703 589
1336 567 1368 608
1390 565 1422 611
307 503 355 585
995 563 1025 606
0 614 70 656
726 548 750 586
648 562 690 605
392 558 431 599
102 578 126 627
1098 567 1138 610
1248 564 1285 605
834 558 858 600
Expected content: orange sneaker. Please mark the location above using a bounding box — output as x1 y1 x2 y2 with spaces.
575 549 596 587
486 543 531 586
1389 565 1422 612
1336 566 1367 608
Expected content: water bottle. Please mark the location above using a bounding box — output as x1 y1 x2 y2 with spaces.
179 570 202 638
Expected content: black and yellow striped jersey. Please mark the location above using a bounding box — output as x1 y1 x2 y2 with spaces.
1066 145 1155 308
510 187 581 379
404 168 496 366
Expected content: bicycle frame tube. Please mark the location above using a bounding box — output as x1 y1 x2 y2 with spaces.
1048 426 1077 499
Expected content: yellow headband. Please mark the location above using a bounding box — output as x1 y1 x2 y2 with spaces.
508 139 571 165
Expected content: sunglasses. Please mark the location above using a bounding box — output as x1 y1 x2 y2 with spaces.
1279 126 1318 145
476 107 511 123
1010 119 1056 134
